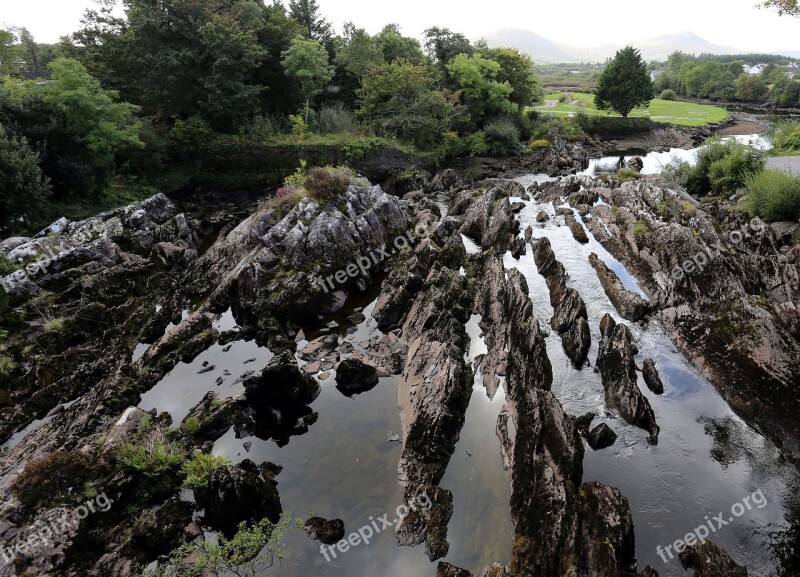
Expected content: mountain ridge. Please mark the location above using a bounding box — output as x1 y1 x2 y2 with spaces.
479 28 753 63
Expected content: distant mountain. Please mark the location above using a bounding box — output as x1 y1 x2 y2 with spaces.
476 29 577 63
479 29 743 63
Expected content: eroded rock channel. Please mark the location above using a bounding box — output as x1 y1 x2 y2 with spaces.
0 165 798 577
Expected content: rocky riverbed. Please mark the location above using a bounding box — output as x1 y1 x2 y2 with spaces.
0 147 798 577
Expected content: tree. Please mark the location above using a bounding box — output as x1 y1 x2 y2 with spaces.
762 0 800 15
282 36 333 121
480 47 543 108
359 61 461 149
734 74 769 102
423 27 473 74
0 29 16 76
594 46 653 118
0 124 50 225
1 58 142 199
288 0 332 43
334 24 384 86
376 24 425 65
446 53 514 127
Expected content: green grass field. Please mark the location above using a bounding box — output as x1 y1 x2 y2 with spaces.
533 92 728 127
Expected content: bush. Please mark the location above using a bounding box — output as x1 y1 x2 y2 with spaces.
10 451 92 508
171 116 214 160
116 428 184 480
304 166 351 199
615 169 642 182
685 139 764 196
771 120 800 154
467 131 489 156
182 452 229 492
743 169 800 222
483 118 521 156
527 139 550 152
316 104 359 135
660 89 677 101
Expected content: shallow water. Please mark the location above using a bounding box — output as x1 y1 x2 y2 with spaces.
581 133 772 177
133 173 800 577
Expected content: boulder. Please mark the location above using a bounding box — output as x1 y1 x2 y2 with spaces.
536 211 550 223
303 517 345 545
642 357 665 395
437 563 472 577
335 358 380 397
587 423 617 450
204 462 282 536
589 253 652 322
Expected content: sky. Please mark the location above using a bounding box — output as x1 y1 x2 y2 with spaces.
1 0 799 53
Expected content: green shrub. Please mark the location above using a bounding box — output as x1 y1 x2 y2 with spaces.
743 169 800 222
304 166 351 199
10 451 93 508
181 416 201 435
771 120 800 154
685 139 764 196
615 169 642 182
116 429 184 479
182 452 229 492
289 114 309 139
483 118 521 156
527 139 550 152
468 131 489 156
171 116 214 160
0 256 17 275
660 89 677 101
316 104 360 135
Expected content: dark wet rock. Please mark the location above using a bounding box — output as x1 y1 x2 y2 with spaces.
642 358 665 395
551 288 588 333
180 392 238 441
303 517 345 545
536 210 550 223
436 562 473 577
640 567 659 577
125 499 193 563
562 316 591 368
480 563 512 577
587 423 618 450
575 412 597 434
626 156 644 172
203 462 282 536
532 237 567 307
589 253 652 322
397 485 454 561
335 358 380 397
565 212 589 244
429 168 459 192
679 540 748 577
511 201 525 214
243 350 320 428
383 168 432 196
460 186 516 250
596 314 660 444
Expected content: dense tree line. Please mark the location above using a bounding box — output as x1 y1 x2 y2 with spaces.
654 52 800 107
0 0 544 228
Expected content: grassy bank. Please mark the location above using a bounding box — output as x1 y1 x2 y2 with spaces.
533 92 728 127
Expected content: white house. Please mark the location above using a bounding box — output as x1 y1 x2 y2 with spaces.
747 65 764 75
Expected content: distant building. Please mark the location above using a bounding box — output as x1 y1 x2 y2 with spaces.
747 65 764 75
650 70 664 82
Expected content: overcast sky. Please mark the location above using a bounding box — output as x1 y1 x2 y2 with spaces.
2 0 798 53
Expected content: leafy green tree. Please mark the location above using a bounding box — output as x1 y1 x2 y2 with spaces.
682 61 735 100
0 29 16 76
762 0 800 15
447 53 515 126
376 24 425 65
771 74 800 107
334 24 384 86
0 124 50 225
734 74 769 102
359 61 461 148
594 46 653 118
282 36 333 121
197 14 266 131
480 47 543 108
288 0 332 43
1 58 142 199
423 27 473 74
